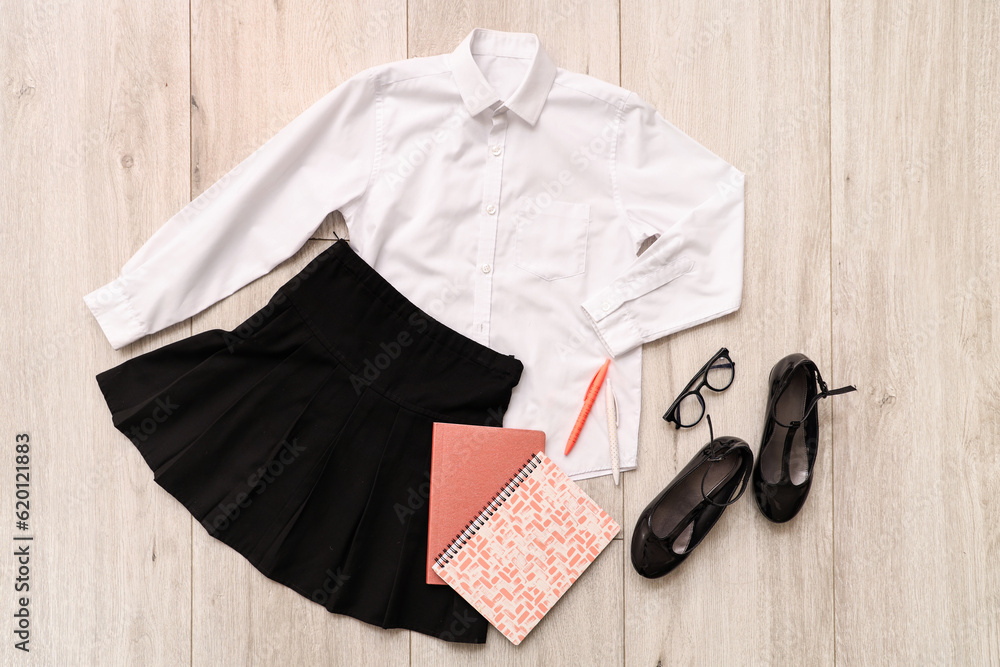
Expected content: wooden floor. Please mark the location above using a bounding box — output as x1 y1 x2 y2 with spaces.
1 1 998 665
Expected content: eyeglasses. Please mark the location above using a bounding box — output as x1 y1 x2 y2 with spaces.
662 348 735 429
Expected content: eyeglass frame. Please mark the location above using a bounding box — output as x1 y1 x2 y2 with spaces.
662 347 735 429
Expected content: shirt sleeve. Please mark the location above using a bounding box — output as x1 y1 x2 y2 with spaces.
84 69 379 349
581 92 745 358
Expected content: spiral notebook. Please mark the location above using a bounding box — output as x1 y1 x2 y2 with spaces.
427 423 546 585
431 451 620 645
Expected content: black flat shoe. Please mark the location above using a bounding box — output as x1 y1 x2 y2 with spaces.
631 418 752 578
753 353 856 523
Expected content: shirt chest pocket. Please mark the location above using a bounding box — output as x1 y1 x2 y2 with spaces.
513 201 591 281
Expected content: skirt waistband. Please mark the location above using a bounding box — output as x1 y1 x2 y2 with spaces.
279 240 523 423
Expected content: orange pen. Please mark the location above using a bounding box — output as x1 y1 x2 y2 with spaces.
564 359 611 456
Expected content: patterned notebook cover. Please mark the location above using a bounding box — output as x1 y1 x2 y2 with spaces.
431 452 620 645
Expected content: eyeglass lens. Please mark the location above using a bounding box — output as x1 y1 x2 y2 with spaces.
675 393 705 427
705 356 735 391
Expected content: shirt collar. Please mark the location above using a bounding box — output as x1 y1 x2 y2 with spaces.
450 29 557 125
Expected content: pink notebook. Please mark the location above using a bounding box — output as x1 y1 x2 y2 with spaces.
427 423 546 585
431 452 620 645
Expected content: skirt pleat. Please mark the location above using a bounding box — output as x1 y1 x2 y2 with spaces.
99 299 302 423
261 388 398 586
153 340 331 516
206 368 349 562
94 241 523 643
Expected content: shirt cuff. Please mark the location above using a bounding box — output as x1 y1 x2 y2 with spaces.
580 294 644 358
84 278 146 350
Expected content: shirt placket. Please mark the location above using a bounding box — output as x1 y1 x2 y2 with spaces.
471 107 508 345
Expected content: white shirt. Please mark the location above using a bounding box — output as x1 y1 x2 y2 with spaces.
85 28 745 480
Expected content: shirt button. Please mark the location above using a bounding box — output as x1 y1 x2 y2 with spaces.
491 145 502 156
602 302 611 312
486 204 497 215
482 264 492 274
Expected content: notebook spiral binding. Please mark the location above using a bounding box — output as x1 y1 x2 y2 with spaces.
433 452 542 569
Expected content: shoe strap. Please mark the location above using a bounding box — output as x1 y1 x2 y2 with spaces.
659 440 750 547
771 364 856 429
661 459 747 548
697 414 750 508
700 445 752 508
773 365 856 483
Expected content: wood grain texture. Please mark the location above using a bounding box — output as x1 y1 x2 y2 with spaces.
621 1 834 665
831 0 1000 663
1 1 192 665
190 0 405 241
412 540 624 667
408 0 619 84
187 1 405 664
2 0 999 664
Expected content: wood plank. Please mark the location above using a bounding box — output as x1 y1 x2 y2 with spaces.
621 2 834 665
190 0 405 242
831 0 1000 662
0 1 192 665
411 540 624 665
408 0 620 84
8 1 1000 664
188 2 407 664
407 5 624 664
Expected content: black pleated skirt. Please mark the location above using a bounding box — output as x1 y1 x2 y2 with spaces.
95 240 523 643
